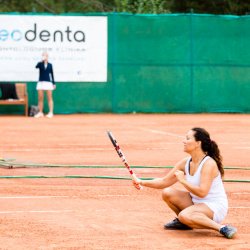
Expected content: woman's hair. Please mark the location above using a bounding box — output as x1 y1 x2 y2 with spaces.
191 127 224 177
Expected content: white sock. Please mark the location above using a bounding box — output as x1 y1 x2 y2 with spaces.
219 225 225 231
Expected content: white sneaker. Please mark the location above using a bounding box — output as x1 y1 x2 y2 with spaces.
46 113 53 118
34 112 44 118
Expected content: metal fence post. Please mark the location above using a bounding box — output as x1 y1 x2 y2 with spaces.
190 9 194 111
112 10 117 112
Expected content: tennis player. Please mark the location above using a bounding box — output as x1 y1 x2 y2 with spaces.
132 127 237 239
35 51 56 118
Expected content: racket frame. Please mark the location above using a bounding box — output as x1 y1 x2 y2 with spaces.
107 130 142 190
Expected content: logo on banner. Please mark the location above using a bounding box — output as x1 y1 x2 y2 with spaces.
0 23 85 42
0 29 22 41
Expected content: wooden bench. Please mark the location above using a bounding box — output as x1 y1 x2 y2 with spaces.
0 83 28 116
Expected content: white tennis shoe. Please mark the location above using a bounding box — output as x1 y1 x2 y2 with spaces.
34 112 44 118
46 113 53 118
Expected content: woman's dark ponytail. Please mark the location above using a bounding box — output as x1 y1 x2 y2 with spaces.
192 127 224 177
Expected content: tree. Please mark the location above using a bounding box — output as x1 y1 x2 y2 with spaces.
0 0 115 14
0 0 249 15
169 0 250 15
114 0 170 14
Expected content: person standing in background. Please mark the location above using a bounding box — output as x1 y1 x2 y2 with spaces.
35 51 56 118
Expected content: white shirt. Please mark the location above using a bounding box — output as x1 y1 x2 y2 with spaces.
185 156 228 205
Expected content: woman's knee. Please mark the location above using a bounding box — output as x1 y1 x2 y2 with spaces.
47 95 52 102
178 210 191 224
46 91 53 101
38 95 43 102
38 91 43 100
47 97 53 103
162 187 175 202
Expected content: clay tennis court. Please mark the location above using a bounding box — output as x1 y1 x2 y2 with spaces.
0 114 249 249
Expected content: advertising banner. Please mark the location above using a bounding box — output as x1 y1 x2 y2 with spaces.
0 15 107 82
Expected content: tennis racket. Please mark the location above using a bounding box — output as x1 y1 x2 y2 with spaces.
107 130 142 190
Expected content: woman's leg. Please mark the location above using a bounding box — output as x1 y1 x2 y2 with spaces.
46 90 53 114
162 187 193 215
38 90 44 113
178 203 221 231
162 188 237 237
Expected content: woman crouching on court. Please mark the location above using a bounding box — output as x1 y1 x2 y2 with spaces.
132 127 237 239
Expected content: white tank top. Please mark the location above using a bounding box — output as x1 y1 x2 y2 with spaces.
185 156 228 204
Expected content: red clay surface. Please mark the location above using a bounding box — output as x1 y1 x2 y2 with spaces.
0 114 249 249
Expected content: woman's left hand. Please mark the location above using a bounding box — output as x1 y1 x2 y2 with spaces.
53 85 56 90
174 170 185 183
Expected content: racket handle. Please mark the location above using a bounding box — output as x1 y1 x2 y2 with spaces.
136 182 143 190
132 174 143 190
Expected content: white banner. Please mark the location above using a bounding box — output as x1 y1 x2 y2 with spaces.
0 15 107 82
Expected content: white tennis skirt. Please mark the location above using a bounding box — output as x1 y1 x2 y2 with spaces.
36 81 54 90
192 198 228 223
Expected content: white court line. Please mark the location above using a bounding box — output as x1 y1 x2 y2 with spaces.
0 143 110 146
0 207 248 214
219 142 250 145
1 142 249 147
3 132 100 135
0 143 181 147
232 193 249 195
144 147 171 150
0 195 142 198
0 195 142 200
59 143 109 146
0 210 76 214
233 146 250 149
0 209 110 214
0 196 69 199
2 148 112 152
128 126 183 138
124 125 250 146
97 195 141 197
229 207 249 209
60 142 181 145
138 128 183 138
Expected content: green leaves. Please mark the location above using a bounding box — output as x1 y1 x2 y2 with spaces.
115 0 170 14
0 0 249 15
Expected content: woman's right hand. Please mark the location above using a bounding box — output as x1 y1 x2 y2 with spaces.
132 176 142 190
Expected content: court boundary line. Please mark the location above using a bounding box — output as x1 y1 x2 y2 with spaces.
0 210 77 214
0 196 69 199
0 207 248 214
123 124 184 138
0 175 248 182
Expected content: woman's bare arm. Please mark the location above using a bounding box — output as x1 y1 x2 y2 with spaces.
132 157 189 190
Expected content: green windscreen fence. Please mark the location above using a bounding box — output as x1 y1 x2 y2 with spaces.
1 13 250 114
